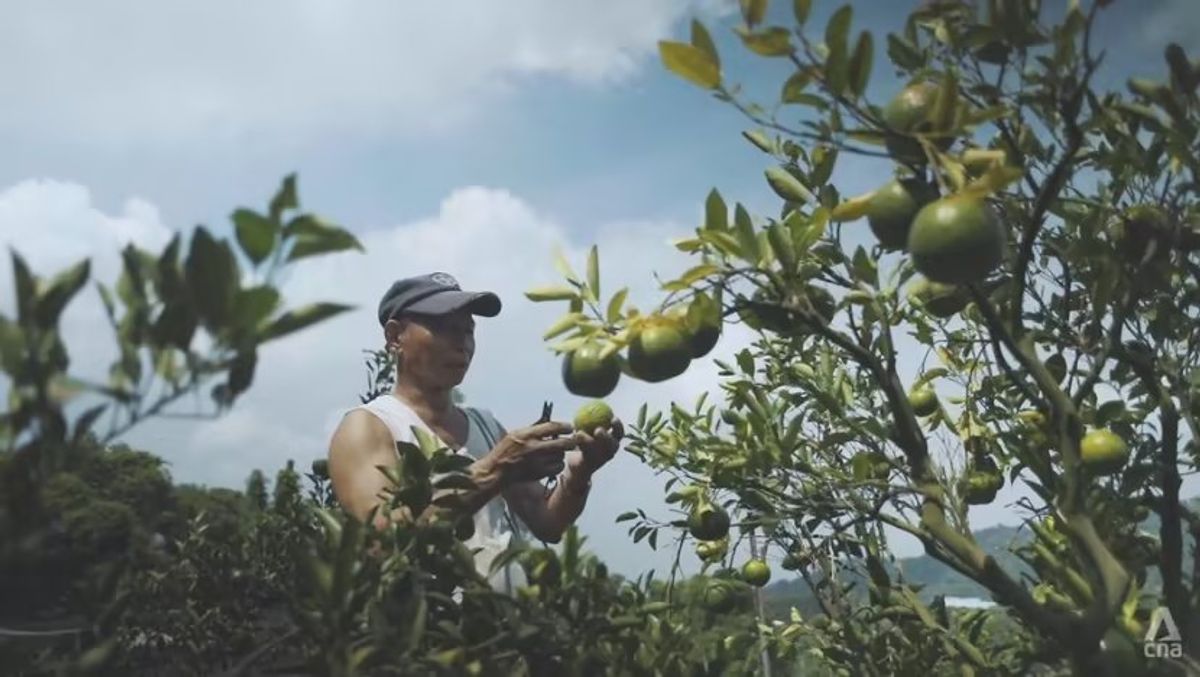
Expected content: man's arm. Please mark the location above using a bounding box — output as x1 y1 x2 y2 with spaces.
502 456 592 543
502 423 622 543
328 410 506 529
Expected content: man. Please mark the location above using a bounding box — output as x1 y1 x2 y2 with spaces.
327 272 623 592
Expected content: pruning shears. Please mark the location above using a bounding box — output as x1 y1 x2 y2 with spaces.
536 400 553 426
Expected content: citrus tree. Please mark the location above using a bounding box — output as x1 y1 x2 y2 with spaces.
530 0 1200 674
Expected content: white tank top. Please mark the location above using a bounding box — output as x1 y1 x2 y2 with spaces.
354 394 527 594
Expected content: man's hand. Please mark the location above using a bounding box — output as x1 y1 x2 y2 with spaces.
479 421 578 486
570 418 625 476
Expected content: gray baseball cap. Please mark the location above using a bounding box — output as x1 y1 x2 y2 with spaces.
377 272 502 326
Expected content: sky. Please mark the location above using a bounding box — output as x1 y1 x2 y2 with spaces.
1 0 1198 579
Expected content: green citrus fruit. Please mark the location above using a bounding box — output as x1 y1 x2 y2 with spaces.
562 342 621 398
908 386 939 417
906 276 967 318
851 451 890 481
1081 429 1129 474
883 82 951 164
573 400 614 434
963 472 1002 505
908 196 1005 284
627 318 692 383
311 458 329 479
695 540 726 561
702 579 736 613
781 550 807 571
866 179 938 250
1044 353 1067 385
684 296 722 358
688 504 731 541
741 559 771 587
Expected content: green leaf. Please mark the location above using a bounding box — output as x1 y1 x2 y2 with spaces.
269 173 298 223
734 204 760 261
742 129 775 153
887 34 923 70
231 286 281 329
36 258 90 329
11 250 37 326
825 5 853 55
587 245 601 300
607 288 629 324
150 303 197 350
705 189 728 231
285 215 363 262
525 286 580 302
852 246 878 287
616 511 638 523
741 0 768 27
257 302 353 344
794 0 812 24
740 27 793 57
184 227 239 329
825 41 849 97
232 208 278 266
768 222 797 272
765 167 814 203
848 32 874 99
737 349 756 375
690 19 719 67
782 69 816 103
0 317 24 374
658 41 721 90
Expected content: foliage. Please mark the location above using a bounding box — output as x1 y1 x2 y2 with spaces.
525 0 1200 674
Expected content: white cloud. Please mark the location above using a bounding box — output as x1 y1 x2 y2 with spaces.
0 0 730 147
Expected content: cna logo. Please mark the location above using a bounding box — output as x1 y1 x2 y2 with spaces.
1144 606 1184 659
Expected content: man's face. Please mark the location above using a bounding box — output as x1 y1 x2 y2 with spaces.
389 309 476 388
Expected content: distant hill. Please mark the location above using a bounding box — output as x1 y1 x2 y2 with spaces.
762 505 1199 620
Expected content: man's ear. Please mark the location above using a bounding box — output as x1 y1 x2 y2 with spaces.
383 318 406 352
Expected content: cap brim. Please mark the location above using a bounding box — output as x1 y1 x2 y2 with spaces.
406 290 502 317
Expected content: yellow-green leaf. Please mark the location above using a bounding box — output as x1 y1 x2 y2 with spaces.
740 27 793 57
659 41 721 90
742 129 775 153
794 0 812 24
525 286 579 302
767 222 797 272
587 245 601 300
741 0 768 27
765 167 814 203
705 188 728 231
691 19 719 67
680 263 720 286
543 313 587 340
782 68 816 103
553 246 580 283
607 288 629 324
